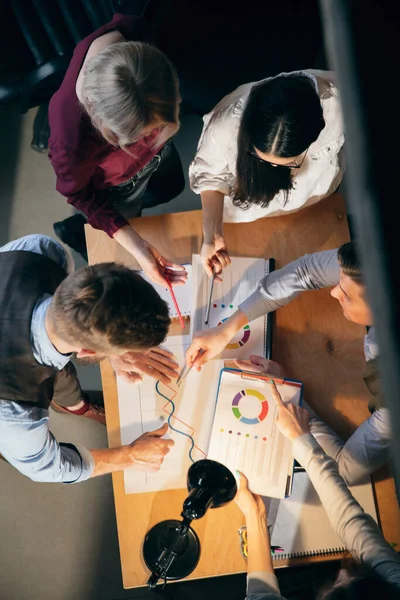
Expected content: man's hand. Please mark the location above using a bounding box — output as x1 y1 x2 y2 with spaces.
270 380 310 442
127 423 174 472
185 326 232 370
235 471 266 519
186 309 249 370
110 348 179 384
235 356 287 379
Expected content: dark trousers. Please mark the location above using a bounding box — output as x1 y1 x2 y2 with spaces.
55 141 185 257
100 140 185 218
52 362 83 408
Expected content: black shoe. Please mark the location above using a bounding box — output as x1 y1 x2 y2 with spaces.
53 215 88 261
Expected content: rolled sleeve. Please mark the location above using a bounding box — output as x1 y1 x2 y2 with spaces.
189 112 237 196
0 401 94 483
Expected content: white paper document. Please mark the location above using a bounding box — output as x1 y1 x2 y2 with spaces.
190 255 269 359
207 370 302 498
140 264 193 318
117 336 223 494
270 472 377 559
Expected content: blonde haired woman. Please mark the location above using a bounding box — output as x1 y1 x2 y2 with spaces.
49 14 186 286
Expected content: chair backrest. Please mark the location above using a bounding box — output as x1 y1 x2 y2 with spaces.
4 0 150 108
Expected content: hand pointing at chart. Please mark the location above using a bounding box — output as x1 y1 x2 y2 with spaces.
269 379 310 442
186 309 249 369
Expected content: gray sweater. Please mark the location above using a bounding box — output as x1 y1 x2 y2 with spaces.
246 434 400 599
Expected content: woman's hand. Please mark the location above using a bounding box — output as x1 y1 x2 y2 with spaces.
110 348 180 385
201 235 231 281
113 226 187 287
235 471 266 519
135 241 187 287
270 380 310 442
235 356 287 379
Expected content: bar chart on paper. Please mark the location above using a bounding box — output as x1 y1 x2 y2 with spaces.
190 255 270 359
117 336 223 494
207 370 302 498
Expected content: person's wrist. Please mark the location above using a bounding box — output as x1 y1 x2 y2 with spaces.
222 310 247 339
287 426 309 443
245 506 267 525
203 231 224 245
113 225 146 253
124 442 139 467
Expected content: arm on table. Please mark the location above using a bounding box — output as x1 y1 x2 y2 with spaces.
0 404 173 483
293 434 400 588
90 424 173 477
235 473 284 600
200 190 230 280
240 249 341 323
270 382 400 588
189 109 237 279
186 249 341 368
49 142 187 286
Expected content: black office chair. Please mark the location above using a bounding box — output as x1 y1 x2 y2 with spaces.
0 0 167 151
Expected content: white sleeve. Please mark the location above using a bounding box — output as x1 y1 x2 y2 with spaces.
189 108 239 196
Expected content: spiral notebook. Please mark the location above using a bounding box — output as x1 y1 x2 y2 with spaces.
270 471 377 560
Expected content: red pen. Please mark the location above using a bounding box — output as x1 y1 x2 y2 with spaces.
165 277 185 329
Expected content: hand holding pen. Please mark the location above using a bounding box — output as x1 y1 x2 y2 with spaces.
200 237 231 282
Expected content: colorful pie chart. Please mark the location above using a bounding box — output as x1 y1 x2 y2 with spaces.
232 389 269 425
218 317 251 350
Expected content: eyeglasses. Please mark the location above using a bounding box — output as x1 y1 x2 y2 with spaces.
247 147 309 169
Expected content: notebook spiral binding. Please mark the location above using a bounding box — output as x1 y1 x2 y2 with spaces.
272 546 345 560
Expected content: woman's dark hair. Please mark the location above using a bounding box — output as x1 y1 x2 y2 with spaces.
233 74 325 209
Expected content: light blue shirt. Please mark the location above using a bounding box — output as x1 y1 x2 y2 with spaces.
0 235 94 483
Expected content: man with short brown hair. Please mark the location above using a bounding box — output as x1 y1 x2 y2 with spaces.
0 235 178 483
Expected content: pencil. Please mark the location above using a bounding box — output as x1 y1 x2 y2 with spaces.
204 272 216 326
165 278 185 329
176 349 205 387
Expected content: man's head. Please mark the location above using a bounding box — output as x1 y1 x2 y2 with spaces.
48 263 170 361
330 242 373 326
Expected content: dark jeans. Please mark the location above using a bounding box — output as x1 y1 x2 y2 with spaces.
99 139 185 218
54 141 185 256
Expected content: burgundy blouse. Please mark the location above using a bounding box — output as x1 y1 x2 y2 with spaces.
48 14 161 236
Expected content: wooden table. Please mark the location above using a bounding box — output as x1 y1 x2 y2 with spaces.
86 193 400 588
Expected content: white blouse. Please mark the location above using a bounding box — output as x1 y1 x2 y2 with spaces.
189 69 345 223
